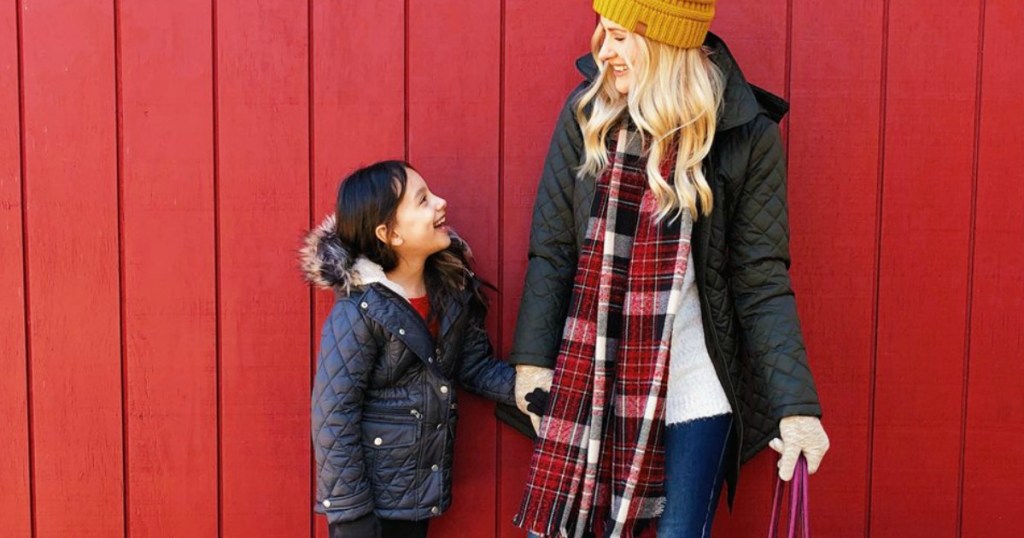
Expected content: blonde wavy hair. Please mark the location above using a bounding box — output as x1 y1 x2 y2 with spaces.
576 25 725 221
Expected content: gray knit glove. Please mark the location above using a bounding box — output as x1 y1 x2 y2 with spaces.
769 415 830 481
514 365 553 434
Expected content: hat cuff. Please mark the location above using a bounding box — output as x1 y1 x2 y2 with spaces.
594 0 714 49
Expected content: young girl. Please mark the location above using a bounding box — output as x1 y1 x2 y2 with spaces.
302 160 516 538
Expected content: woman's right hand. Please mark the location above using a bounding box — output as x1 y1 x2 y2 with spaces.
514 365 554 434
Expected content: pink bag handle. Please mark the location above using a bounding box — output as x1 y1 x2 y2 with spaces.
768 455 810 538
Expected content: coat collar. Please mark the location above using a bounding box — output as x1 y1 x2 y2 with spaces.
299 214 475 300
573 32 789 131
300 214 473 365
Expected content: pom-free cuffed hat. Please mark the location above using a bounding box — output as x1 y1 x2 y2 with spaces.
593 0 716 49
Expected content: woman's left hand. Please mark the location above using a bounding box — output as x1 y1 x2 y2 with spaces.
768 416 830 481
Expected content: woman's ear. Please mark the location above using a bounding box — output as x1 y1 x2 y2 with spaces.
375 223 403 246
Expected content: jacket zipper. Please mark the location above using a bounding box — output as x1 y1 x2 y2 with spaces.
364 405 423 420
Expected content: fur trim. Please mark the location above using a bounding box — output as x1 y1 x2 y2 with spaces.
299 214 476 297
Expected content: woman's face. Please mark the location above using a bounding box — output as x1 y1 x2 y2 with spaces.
596 16 642 95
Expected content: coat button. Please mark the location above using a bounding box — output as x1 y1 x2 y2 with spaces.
436 423 443 431
373 437 383 446
360 302 368 309
322 499 331 508
431 506 440 515
439 385 449 394
431 464 439 472
428 357 434 363
398 328 405 335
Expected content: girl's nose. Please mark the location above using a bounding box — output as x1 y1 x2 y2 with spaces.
436 196 447 211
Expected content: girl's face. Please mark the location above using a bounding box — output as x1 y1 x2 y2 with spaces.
596 17 642 95
381 168 450 261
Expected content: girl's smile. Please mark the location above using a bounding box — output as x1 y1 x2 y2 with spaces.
386 168 451 258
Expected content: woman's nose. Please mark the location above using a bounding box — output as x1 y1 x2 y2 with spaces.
598 40 614 62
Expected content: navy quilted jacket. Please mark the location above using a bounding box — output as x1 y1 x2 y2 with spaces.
508 34 822 505
302 217 515 525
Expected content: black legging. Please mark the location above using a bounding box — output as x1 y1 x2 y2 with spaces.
329 517 429 538
379 519 429 538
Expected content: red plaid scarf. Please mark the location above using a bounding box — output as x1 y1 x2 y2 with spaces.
515 125 692 538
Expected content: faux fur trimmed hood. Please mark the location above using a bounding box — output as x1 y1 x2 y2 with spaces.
299 214 476 299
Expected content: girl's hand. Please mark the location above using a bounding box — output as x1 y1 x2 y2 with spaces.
768 415 830 481
514 365 554 434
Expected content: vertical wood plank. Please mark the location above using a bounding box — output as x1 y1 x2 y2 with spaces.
710 0 788 96
310 1 405 536
784 1 884 536
962 0 1024 533
119 0 218 536
216 0 310 535
407 1 501 535
709 1 790 534
0 0 31 534
498 3 594 537
20 0 124 535
871 0 982 535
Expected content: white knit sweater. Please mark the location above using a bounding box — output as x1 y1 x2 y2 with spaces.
666 248 733 425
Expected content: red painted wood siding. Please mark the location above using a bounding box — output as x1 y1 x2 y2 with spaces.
2 1 1021 537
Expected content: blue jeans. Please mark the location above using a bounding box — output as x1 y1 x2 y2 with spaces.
657 413 733 538
527 414 732 538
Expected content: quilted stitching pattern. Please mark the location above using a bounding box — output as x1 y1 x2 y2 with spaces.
311 285 514 524
720 118 822 462
510 81 591 368
508 37 822 503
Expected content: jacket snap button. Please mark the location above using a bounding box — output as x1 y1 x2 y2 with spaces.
431 464 439 472
373 437 383 446
360 302 368 309
431 506 440 515
398 328 406 335
439 385 448 394
436 423 443 431
322 499 331 508
428 357 434 363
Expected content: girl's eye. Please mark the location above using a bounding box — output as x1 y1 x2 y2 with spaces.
420 196 428 205
614 36 625 42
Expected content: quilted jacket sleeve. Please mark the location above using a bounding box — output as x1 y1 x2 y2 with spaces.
458 307 516 405
728 116 822 421
311 299 379 522
509 85 587 368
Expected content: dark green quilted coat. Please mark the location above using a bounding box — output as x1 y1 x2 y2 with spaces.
508 33 822 505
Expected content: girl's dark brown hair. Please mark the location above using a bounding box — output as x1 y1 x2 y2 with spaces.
335 160 491 322
334 159 410 273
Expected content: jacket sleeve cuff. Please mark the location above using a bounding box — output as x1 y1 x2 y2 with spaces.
318 487 375 525
508 352 556 369
772 403 823 421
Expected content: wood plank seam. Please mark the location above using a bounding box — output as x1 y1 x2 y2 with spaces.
957 1 988 536
113 0 131 535
15 0 37 533
211 0 224 534
865 0 892 535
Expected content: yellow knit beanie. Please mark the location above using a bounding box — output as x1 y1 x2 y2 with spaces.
593 0 716 49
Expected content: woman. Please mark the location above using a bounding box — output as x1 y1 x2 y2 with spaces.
509 1 830 537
